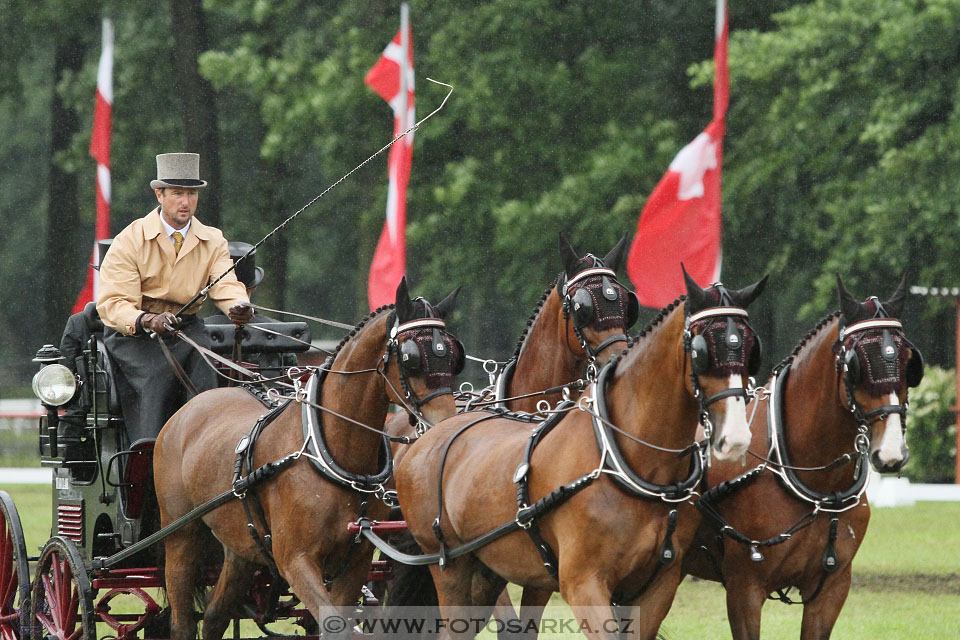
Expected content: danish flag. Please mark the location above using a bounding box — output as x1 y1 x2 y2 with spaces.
627 0 728 308
72 17 113 314
365 3 415 310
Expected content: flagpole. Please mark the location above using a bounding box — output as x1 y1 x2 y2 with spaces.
399 3 409 132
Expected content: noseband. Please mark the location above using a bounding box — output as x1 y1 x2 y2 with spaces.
684 303 759 445
836 317 909 428
385 316 458 430
560 264 634 374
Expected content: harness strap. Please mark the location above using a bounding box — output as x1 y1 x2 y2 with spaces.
156 333 199 397
611 508 679 606
515 404 573 578
232 400 295 571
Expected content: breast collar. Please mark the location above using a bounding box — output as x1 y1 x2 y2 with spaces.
765 363 868 511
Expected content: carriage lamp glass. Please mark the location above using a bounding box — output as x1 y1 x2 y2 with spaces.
31 364 77 406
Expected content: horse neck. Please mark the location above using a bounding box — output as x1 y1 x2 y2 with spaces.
318 314 390 472
509 289 583 412
781 319 861 489
603 306 698 478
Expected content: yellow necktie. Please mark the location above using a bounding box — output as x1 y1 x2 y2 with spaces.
172 231 183 255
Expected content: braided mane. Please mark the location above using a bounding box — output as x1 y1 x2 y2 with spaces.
773 310 842 371
330 304 396 358
511 275 562 359
604 295 686 360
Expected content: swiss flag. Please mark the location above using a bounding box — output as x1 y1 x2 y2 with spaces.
627 0 728 308
366 3 415 310
72 17 113 314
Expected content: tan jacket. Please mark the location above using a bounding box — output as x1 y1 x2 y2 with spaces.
97 208 249 335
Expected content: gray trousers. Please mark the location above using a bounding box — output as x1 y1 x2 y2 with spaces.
104 315 216 446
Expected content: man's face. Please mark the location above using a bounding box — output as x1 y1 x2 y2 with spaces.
156 187 199 229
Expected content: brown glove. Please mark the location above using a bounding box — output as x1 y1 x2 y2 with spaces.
140 311 179 335
228 302 254 326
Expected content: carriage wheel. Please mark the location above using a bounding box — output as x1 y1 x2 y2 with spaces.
29 537 94 640
0 491 31 640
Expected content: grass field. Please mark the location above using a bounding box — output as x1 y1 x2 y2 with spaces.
2 484 959 638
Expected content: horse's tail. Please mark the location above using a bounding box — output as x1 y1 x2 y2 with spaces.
378 526 439 633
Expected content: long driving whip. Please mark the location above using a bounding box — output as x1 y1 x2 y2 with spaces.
175 78 454 316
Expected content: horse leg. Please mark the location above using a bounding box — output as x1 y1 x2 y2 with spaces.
279 554 353 639
617 565 685 640
799 566 852 640
514 587 552 639
560 578 619 640
200 548 257 640
164 522 205 640
431 560 502 640
724 574 767 640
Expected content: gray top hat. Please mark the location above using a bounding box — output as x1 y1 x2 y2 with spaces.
228 241 264 289
150 153 208 189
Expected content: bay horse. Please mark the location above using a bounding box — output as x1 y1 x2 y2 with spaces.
394 270 767 639
682 275 923 640
154 277 463 639
384 232 640 622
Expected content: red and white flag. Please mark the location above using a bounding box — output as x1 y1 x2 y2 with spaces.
365 3 415 310
72 17 113 314
627 0 728 308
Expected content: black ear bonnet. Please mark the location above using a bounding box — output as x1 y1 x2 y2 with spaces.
686 290 762 377
838 297 924 394
392 299 465 388
558 255 640 331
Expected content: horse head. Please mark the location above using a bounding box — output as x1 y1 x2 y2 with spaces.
683 266 768 461
554 232 639 369
836 274 923 473
387 277 463 426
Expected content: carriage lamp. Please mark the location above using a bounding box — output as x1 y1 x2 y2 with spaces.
32 345 77 407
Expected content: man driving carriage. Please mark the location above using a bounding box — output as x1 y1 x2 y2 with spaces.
96 152 254 445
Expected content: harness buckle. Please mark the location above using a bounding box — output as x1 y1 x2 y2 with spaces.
515 505 533 530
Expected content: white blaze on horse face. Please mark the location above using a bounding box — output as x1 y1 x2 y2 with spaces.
872 393 906 468
713 373 752 461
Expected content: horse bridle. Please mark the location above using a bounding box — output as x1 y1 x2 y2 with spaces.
560 261 638 375
385 313 461 431
836 314 912 429
683 298 761 442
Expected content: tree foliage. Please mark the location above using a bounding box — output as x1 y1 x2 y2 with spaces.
3 0 959 396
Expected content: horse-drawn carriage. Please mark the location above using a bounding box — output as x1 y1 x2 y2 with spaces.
2 302 315 638
1 236 926 640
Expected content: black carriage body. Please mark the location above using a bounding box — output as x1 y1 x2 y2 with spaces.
37 320 311 566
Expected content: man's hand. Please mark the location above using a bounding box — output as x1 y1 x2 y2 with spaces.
141 311 179 335
228 302 254 326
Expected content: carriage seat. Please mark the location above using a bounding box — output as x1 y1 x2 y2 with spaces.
88 337 124 416
82 301 104 333
204 321 311 355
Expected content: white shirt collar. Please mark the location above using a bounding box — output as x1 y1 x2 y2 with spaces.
158 209 191 240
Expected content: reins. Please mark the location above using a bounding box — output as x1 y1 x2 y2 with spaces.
171 79 454 318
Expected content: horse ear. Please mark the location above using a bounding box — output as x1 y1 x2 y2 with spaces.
882 273 908 319
559 231 580 277
730 274 769 309
395 277 416 322
836 273 862 323
682 263 711 314
602 234 629 272
435 286 461 319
